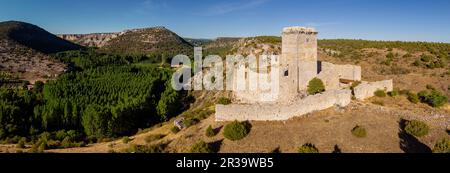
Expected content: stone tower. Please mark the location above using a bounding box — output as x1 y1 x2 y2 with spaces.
279 27 318 102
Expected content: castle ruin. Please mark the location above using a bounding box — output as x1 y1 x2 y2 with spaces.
215 26 393 121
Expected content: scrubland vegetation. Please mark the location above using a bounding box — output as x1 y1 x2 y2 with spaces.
0 50 189 151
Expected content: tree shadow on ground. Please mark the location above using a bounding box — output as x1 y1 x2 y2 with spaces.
210 139 223 153
214 125 223 135
269 146 281 153
446 129 450 135
332 145 342 153
398 119 431 153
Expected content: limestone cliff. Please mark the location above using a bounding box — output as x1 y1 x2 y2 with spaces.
58 32 122 47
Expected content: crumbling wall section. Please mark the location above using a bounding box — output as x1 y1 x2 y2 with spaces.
353 80 393 100
216 89 352 121
317 62 361 90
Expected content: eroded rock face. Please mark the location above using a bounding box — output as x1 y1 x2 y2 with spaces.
58 32 122 48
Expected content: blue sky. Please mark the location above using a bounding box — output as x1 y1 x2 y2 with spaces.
1 0 449 42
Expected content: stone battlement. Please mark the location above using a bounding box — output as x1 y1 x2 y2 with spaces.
282 26 317 34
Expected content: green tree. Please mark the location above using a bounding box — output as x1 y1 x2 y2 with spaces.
298 143 319 153
223 121 250 141
82 105 111 138
190 141 214 153
307 78 325 95
433 138 450 153
205 125 215 137
404 120 429 137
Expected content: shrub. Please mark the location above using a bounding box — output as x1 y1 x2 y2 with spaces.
145 134 165 143
432 138 450 153
407 92 420 104
55 130 67 141
420 54 433 62
46 140 61 149
39 132 51 141
145 144 165 153
412 60 421 66
190 141 214 153
374 90 386 97
404 120 429 137
122 136 131 144
38 141 48 152
386 52 395 59
127 144 164 153
388 89 399 97
223 121 250 141
72 141 86 148
307 78 325 95
418 90 448 107
298 143 319 153
426 84 436 90
183 118 199 128
60 137 72 148
205 125 215 137
16 138 26 149
171 126 180 134
351 125 367 138
217 97 232 105
403 53 412 58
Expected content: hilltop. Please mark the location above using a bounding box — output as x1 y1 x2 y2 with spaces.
0 21 82 54
60 27 194 56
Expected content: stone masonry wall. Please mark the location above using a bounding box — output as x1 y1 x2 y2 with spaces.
216 89 352 121
353 80 393 100
317 62 362 90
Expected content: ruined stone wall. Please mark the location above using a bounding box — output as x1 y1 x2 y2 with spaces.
353 80 393 100
317 62 362 90
231 57 280 103
216 89 352 121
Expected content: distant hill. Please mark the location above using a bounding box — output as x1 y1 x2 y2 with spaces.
99 27 193 56
184 38 212 47
0 21 82 83
202 37 241 56
0 21 83 54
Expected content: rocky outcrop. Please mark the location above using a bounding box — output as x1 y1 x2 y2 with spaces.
58 32 122 47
